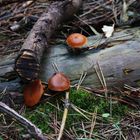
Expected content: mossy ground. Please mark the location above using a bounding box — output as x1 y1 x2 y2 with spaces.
24 88 132 139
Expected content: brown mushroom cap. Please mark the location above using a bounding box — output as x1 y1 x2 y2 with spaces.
23 79 44 107
48 72 70 92
66 33 87 48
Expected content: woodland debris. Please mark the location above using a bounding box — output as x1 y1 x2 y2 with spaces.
0 102 46 140
102 24 114 38
73 0 140 26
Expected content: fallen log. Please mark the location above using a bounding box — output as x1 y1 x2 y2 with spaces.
1 27 140 91
40 27 140 89
15 0 82 81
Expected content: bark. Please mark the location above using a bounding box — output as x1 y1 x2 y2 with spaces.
15 0 82 81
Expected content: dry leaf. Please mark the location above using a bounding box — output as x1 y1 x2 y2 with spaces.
102 24 114 38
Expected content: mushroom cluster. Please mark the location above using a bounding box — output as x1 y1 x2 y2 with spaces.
23 72 70 107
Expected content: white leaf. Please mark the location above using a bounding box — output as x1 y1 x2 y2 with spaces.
102 24 114 38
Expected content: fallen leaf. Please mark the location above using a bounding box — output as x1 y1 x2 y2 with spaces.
102 24 114 38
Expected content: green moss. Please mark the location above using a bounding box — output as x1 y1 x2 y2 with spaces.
0 136 3 140
24 103 55 133
136 80 140 86
70 89 129 117
24 88 131 134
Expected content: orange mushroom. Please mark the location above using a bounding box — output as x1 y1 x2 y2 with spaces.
66 33 88 53
48 72 70 92
66 33 87 48
48 73 70 140
23 79 44 107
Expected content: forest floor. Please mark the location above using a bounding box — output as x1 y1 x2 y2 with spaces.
0 0 140 140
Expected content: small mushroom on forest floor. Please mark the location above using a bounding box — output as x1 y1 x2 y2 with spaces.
66 33 88 54
48 72 70 94
48 72 71 140
23 79 44 107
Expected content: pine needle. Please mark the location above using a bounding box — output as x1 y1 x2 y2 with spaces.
57 91 70 140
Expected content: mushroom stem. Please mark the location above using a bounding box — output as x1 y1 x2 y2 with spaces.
57 91 70 140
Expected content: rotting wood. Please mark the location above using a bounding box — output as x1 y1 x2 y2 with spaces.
0 102 46 140
15 0 82 81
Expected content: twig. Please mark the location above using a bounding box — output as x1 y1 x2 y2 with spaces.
97 62 107 90
57 91 70 140
81 121 87 138
78 129 106 140
94 66 104 88
0 0 34 7
70 103 91 121
71 103 93 116
77 72 87 90
0 102 46 140
89 107 97 138
94 61 108 98
109 94 113 118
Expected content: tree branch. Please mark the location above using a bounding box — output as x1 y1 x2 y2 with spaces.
0 0 34 7
0 102 46 140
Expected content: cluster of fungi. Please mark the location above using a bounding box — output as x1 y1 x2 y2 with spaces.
23 72 70 107
23 33 87 107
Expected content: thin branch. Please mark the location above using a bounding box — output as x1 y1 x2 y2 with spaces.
89 107 97 138
0 102 46 140
77 72 87 90
0 0 34 7
57 91 70 140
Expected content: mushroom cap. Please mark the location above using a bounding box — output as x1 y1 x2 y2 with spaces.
48 72 70 92
23 79 44 107
66 33 87 48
